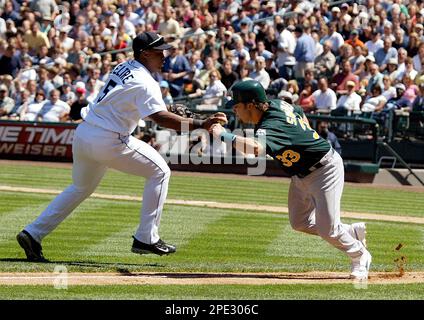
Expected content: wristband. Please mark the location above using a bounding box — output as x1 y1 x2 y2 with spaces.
220 131 237 142
192 119 205 129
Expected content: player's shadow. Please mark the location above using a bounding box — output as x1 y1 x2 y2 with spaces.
0 258 164 269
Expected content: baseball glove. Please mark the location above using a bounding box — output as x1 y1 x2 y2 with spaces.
167 103 204 119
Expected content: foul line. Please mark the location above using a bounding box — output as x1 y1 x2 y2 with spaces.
1 185 424 225
1 271 423 285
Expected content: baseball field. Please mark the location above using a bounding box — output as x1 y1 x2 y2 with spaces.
0 160 423 300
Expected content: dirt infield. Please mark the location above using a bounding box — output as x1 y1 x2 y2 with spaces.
1 271 423 286
1 185 424 225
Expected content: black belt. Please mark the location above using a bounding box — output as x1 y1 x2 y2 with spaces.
296 148 335 179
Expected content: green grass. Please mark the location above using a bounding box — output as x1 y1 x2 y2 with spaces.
0 284 423 300
1 163 424 217
0 192 422 274
1 163 423 300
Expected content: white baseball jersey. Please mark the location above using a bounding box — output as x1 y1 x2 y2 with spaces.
81 59 167 135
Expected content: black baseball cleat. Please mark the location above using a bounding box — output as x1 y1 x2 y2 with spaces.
131 237 176 256
16 230 47 262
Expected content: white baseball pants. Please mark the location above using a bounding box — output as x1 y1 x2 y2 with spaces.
288 150 365 259
25 121 170 245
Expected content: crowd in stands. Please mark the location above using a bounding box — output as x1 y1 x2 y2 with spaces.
0 0 424 130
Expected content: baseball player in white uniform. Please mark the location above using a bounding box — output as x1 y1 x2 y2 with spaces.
17 32 227 261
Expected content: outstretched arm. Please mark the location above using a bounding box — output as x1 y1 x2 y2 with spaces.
149 111 228 131
210 123 265 156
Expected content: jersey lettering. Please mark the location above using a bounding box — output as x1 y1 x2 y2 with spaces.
97 79 117 103
112 65 135 84
276 150 301 167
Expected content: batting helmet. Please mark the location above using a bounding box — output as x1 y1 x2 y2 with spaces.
226 80 268 108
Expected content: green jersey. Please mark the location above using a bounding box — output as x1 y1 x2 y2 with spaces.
255 99 331 176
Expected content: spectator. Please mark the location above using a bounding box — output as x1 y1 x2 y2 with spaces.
30 0 58 21
367 63 384 95
16 55 37 84
316 121 342 155
298 82 315 113
412 42 424 70
37 89 70 122
0 84 15 117
250 56 270 89
298 68 318 92
315 40 336 78
383 58 400 83
160 81 173 106
0 45 21 77
345 29 365 48
402 74 419 106
411 83 424 112
400 57 419 81
365 30 384 56
219 59 239 89
375 38 398 72
331 59 359 95
162 42 191 97
382 76 397 101
37 66 55 96
231 37 251 67
322 21 344 54
69 87 88 122
264 56 279 81
276 23 296 80
293 24 315 80
362 85 387 113
393 28 409 50
9 89 31 119
336 80 362 114
312 77 337 112
23 22 50 55
189 69 227 109
192 56 215 91
18 90 46 121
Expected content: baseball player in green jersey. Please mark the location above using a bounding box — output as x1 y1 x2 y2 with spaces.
210 80 371 280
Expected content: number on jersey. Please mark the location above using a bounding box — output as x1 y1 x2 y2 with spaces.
97 80 117 103
276 150 301 167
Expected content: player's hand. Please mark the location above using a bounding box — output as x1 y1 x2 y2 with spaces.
202 112 228 130
209 123 225 138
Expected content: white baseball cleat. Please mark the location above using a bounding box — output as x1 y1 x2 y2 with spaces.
350 222 367 247
350 249 372 280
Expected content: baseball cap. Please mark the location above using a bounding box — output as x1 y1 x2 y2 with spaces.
206 30 216 37
0 84 8 91
366 55 375 62
278 90 293 100
351 29 359 35
76 87 86 94
75 81 86 90
160 80 169 88
226 80 268 108
388 58 398 65
132 32 173 52
332 7 341 13
346 80 356 87
395 83 406 91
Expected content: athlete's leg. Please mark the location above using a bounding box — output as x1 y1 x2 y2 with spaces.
309 152 365 258
288 177 318 236
25 134 107 243
106 135 170 244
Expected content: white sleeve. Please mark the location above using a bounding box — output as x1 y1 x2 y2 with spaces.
135 83 167 119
